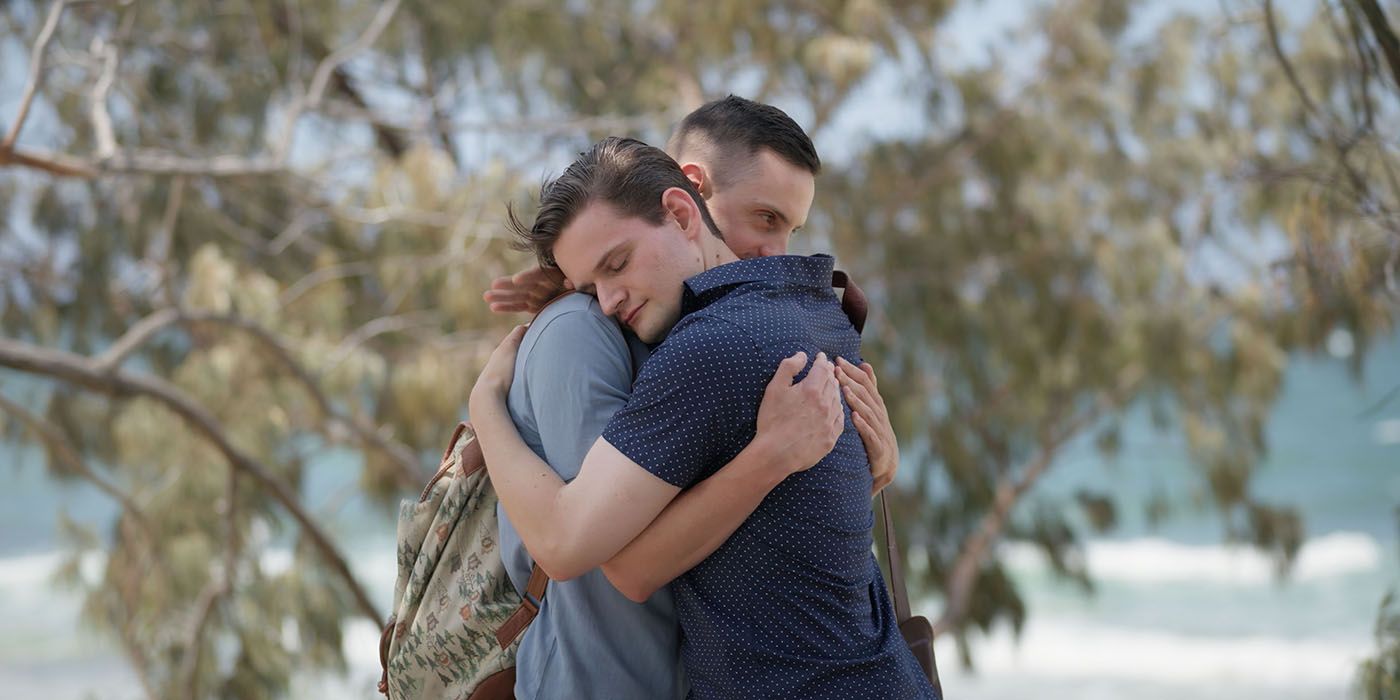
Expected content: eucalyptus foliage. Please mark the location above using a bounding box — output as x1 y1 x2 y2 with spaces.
1 0 1397 696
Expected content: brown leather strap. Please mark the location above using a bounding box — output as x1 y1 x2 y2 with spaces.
377 614 396 696
418 422 479 502
836 271 913 624
832 270 868 335
879 492 913 623
495 564 549 650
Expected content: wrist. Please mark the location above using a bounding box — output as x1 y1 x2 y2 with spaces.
745 431 797 485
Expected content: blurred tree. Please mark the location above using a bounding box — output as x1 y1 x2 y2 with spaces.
0 0 1396 696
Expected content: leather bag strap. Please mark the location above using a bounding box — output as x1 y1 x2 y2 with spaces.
496 564 549 650
879 492 913 622
833 271 915 623
831 270 868 335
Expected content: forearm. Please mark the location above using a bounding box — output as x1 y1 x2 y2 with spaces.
469 394 593 578
601 438 785 602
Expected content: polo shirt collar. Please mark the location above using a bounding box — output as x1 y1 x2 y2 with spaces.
683 254 836 299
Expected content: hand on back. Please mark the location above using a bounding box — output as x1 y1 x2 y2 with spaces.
483 264 570 314
754 351 844 477
838 358 899 494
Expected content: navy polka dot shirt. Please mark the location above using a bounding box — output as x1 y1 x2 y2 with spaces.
603 255 936 700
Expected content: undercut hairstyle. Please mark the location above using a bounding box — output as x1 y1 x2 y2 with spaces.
508 136 723 268
666 95 821 189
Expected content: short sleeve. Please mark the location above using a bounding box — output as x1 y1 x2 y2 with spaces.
519 300 634 481
602 314 766 488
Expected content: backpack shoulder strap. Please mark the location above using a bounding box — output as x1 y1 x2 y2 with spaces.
495 564 548 649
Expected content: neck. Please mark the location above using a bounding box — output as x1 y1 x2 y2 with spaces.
699 236 739 272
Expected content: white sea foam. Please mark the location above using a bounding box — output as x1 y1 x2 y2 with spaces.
0 533 1383 698
0 550 104 592
1003 531 1383 585
938 615 1371 692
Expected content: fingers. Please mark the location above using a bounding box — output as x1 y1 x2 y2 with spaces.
501 323 529 348
852 410 889 463
859 361 878 386
483 290 533 313
837 357 877 393
841 374 877 424
770 351 808 386
871 471 893 495
851 403 885 460
484 288 553 314
512 266 541 285
515 265 568 302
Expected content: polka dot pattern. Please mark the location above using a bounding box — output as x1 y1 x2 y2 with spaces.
604 255 936 699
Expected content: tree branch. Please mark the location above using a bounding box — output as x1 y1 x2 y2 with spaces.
0 337 383 627
0 143 284 178
326 311 443 371
0 392 159 553
87 33 121 159
274 0 402 161
1263 0 1323 126
1355 0 1400 93
93 308 180 372
2 0 69 150
178 467 238 699
93 308 424 489
932 411 1094 636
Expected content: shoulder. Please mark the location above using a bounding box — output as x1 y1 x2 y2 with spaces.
661 310 756 351
635 311 764 387
519 293 625 360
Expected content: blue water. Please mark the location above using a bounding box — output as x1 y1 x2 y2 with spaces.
2 329 1398 698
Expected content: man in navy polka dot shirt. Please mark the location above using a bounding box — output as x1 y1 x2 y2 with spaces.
470 136 936 699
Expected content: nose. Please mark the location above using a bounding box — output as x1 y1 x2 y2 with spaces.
597 283 627 318
758 243 785 258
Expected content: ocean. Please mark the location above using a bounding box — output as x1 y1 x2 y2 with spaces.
1 327 1397 699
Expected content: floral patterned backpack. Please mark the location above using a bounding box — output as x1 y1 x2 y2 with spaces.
377 421 546 700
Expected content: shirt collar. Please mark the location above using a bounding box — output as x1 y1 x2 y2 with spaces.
683 254 836 298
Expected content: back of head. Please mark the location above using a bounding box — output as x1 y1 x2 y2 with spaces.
666 95 821 189
509 136 722 267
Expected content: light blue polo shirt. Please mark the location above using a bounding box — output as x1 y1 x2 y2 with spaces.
494 292 685 700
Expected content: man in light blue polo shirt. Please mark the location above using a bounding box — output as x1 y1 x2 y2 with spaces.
483 100 911 699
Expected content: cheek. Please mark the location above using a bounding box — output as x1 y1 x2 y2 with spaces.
721 226 764 259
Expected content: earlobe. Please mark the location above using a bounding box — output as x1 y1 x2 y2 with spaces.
662 187 700 242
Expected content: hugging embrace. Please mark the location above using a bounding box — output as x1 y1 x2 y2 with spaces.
469 96 939 700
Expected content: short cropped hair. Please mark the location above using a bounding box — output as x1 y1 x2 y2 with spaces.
666 95 821 189
508 136 723 268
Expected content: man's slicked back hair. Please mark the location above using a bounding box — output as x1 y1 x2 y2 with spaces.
508 136 723 268
666 95 821 188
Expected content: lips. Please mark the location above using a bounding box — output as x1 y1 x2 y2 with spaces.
624 302 645 328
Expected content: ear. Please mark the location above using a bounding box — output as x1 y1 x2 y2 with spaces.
661 187 702 242
679 162 712 199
